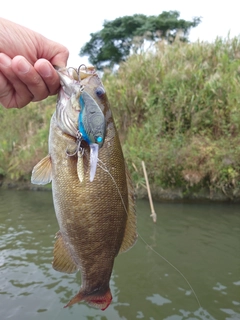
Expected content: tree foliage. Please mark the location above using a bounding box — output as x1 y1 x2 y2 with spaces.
80 11 201 70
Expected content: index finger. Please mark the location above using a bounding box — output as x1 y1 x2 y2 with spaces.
38 37 69 68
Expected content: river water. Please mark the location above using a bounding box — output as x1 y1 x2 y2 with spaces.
0 189 239 320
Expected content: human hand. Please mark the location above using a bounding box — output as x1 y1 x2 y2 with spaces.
0 18 69 108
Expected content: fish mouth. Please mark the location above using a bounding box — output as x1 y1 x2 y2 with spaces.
56 67 83 99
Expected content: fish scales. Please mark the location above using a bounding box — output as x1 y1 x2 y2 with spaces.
50 111 128 268
31 68 137 310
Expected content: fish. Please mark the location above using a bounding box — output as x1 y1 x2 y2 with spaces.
31 66 137 310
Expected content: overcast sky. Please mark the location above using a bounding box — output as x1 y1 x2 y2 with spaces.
1 0 239 67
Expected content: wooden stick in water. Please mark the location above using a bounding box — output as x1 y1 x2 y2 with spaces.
141 161 157 223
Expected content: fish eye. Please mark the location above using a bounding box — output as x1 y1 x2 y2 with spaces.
95 87 105 98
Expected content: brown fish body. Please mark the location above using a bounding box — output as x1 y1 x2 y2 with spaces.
31 70 137 310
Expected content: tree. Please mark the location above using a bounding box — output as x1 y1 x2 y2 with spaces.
79 11 201 70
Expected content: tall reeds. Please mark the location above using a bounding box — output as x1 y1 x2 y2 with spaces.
104 36 240 195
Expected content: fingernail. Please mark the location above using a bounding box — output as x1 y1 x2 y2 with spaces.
17 58 30 74
38 62 52 78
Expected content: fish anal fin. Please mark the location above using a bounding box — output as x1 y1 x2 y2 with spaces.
31 154 52 185
64 287 112 310
119 164 138 254
52 232 78 274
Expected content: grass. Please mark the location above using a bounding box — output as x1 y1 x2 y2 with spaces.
0 97 55 181
103 36 240 197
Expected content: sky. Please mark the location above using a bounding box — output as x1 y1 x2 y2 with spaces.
1 0 239 67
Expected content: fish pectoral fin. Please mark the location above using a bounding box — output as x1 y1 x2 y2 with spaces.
31 154 52 185
52 232 78 274
119 164 138 254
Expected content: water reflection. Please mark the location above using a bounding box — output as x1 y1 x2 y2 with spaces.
0 189 239 319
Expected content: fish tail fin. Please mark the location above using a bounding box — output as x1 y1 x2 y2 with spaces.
64 287 112 310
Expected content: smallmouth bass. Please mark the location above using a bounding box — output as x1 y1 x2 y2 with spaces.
31 66 137 310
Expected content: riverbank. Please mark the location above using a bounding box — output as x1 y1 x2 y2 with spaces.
1 37 240 198
1 178 240 202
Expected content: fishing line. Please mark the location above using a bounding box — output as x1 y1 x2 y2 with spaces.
138 233 202 310
97 158 203 311
97 159 128 215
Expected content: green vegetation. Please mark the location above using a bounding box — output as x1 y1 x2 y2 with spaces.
1 37 240 199
103 37 240 198
0 97 55 183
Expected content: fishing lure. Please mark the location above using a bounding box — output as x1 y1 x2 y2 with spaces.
78 90 106 181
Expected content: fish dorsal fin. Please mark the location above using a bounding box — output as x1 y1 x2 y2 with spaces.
31 154 52 185
119 165 138 254
52 232 78 274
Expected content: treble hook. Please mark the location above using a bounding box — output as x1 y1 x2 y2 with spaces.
78 64 87 76
66 131 84 157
